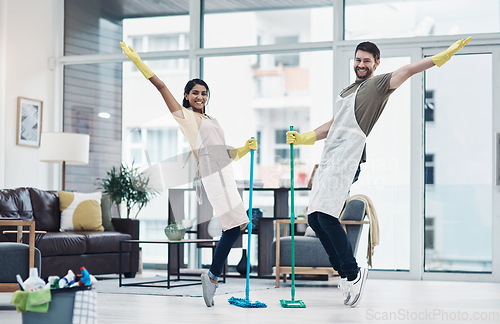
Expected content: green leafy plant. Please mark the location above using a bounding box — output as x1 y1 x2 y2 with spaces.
97 163 157 218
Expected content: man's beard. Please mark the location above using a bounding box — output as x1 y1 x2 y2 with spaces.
355 67 373 80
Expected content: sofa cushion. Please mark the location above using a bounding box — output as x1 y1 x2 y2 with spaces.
29 188 60 232
36 232 87 256
0 188 34 220
83 231 132 254
58 191 104 232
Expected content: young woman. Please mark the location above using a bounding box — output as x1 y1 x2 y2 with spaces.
121 42 257 307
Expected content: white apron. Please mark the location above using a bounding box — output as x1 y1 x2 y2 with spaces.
308 83 367 218
190 113 249 231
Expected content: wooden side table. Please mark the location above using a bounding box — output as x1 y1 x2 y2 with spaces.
0 220 36 292
3 230 46 246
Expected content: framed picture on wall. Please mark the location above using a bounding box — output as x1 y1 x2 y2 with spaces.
16 97 43 147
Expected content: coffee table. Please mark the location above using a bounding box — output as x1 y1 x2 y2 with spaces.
119 238 223 289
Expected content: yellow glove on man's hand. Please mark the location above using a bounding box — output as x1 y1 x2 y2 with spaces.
431 37 471 67
229 138 258 161
120 41 154 79
286 131 316 145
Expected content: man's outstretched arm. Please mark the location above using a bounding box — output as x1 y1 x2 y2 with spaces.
389 57 435 90
389 37 471 90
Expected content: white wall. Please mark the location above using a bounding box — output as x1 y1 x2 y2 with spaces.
0 0 59 189
0 0 7 188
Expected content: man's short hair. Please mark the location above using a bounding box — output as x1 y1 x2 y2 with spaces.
355 41 380 61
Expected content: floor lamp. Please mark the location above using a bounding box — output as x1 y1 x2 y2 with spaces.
39 132 90 190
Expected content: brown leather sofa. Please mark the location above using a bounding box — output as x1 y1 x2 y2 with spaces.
0 187 139 279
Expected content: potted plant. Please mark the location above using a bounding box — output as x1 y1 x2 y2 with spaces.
97 162 157 218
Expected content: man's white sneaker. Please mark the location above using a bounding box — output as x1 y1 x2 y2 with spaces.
201 273 218 307
347 267 368 308
338 277 350 305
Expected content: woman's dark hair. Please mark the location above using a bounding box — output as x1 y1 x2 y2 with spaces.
182 78 210 111
355 41 380 61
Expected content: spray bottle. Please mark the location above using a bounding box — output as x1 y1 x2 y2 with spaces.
78 267 91 286
58 270 75 288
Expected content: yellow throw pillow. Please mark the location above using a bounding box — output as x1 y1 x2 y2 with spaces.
58 191 104 232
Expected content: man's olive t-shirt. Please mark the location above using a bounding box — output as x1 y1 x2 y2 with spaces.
339 72 394 162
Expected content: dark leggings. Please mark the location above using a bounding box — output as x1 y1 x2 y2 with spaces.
308 211 359 281
208 226 241 281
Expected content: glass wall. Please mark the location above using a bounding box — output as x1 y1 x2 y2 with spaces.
202 51 332 266
203 4 333 48
424 53 493 272
203 51 332 187
124 16 190 53
61 0 499 278
345 0 500 40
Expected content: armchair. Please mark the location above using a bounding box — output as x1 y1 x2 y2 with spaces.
271 198 369 287
0 220 41 292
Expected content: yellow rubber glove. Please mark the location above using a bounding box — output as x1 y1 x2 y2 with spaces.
286 131 316 145
120 41 154 79
431 37 471 67
229 138 258 161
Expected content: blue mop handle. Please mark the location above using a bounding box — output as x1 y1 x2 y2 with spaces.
245 137 255 301
290 126 296 301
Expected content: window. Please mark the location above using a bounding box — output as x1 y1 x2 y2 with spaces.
345 0 500 40
204 52 330 188
203 3 333 48
274 129 299 163
424 53 493 272
256 131 262 164
425 90 435 122
275 129 290 144
425 217 435 250
125 128 179 167
425 154 435 185
274 36 300 67
127 34 188 71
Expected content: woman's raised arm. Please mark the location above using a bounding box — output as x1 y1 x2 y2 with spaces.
121 41 184 118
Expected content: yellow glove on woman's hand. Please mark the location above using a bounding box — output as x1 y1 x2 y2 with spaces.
431 37 471 67
120 42 154 79
286 131 316 145
229 138 258 161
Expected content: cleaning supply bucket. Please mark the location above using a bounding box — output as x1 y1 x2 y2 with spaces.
22 285 93 324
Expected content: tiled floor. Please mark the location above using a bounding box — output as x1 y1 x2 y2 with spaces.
1 273 500 323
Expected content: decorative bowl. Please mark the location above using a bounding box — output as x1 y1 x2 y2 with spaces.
164 223 187 241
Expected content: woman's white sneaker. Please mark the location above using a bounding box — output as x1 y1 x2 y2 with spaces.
201 273 218 307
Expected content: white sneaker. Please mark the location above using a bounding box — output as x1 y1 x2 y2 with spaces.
347 267 368 308
201 273 218 307
338 278 350 305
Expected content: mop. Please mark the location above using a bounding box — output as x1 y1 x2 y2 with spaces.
280 126 306 308
228 140 267 308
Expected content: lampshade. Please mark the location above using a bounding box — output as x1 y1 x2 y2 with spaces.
40 132 90 164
